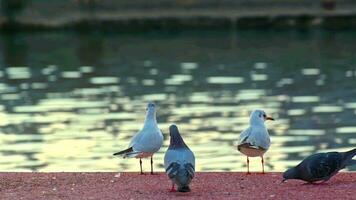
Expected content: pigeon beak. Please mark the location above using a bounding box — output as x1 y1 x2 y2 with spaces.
266 116 274 121
281 179 287 183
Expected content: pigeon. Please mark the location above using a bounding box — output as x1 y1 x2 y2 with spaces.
237 109 274 174
282 148 356 183
164 124 195 192
113 102 163 174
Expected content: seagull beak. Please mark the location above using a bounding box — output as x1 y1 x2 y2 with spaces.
266 116 274 121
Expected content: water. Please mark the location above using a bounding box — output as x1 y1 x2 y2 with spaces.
0 30 356 172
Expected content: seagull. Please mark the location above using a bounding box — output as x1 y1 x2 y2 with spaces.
282 148 356 183
237 109 274 174
113 102 163 175
164 124 195 192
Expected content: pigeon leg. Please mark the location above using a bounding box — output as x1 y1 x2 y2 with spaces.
261 156 265 174
169 183 176 192
139 158 144 175
247 157 251 175
150 156 154 175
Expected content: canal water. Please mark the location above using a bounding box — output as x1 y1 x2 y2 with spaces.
0 30 355 172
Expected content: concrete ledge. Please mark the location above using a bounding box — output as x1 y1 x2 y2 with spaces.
2 7 356 31
1 172 355 199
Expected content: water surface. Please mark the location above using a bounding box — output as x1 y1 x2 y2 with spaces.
0 30 356 172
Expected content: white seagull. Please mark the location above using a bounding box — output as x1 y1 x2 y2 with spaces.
237 109 274 174
113 102 163 174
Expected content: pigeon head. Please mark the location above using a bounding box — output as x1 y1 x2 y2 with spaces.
168 124 188 149
169 124 179 136
282 167 299 182
250 109 274 125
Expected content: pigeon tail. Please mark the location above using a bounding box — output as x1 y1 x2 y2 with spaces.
113 147 133 156
178 186 191 192
345 148 356 157
344 148 356 166
347 160 356 166
166 162 194 192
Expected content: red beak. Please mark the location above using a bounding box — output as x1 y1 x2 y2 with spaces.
266 116 274 121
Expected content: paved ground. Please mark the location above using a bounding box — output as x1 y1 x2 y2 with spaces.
0 172 355 200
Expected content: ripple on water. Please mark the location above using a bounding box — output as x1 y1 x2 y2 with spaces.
276 78 294 87
236 89 266 100
61 71 82 78
1 93 21 100
164 74 192 85
90 77 120 85
80 66 94 73
301 68 320 75
251 73 268 81
292 96 320 103
312 106 343 113
181 62 198 70
288 129 326 136
336 127 356 134
287 109 306 116
344 102 356 109
207 76 244 84
142 79 155 86
6 67 31 79
254 62 267 69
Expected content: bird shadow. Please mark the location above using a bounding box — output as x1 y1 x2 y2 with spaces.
281 179 355 187
302 182 328 186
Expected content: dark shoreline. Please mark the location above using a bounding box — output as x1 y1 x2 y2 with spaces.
1 8 356 32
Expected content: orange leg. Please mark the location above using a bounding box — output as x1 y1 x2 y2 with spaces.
261 156 265 174
246 157 251 175
169 183 176 192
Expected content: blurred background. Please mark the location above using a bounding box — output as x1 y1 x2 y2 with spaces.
0 0 356 172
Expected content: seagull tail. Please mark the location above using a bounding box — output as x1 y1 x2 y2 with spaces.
113 147 133 157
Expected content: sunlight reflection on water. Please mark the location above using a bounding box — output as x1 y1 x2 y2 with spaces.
0 30 356 172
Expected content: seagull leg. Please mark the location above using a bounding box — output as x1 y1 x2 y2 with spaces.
150 156 154 175
261 156 265 174
139 158 144 175
169 183 176 192
247 157 251 175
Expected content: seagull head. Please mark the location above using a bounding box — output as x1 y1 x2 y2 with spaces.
249 109 274 125
146 102 156 114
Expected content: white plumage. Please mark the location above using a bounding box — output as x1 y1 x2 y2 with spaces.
237 109 274 173
113 102 163 174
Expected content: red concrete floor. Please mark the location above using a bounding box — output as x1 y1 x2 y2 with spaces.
0 172 355 200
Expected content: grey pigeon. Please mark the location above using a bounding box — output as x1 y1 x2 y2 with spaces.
113 102 163 174
283 148 356 183
237 109 274 174
164 124 195 192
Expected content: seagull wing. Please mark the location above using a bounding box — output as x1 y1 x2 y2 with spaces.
238 126 270 150
238 127 252 146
